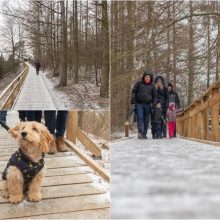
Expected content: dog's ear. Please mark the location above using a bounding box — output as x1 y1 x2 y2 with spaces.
39 126 54 153
8 123 23 139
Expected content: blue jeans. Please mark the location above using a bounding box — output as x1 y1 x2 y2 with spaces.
44 111 68 137
136 103 151 135
0 111 7 123
26 111 42 123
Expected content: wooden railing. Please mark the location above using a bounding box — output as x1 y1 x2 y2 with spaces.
65 111 110 182
177 80 220 143
0 63 29 110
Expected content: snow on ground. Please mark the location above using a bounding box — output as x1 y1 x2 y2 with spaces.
111 135 220 219
72 131 110 195
42 70 109 110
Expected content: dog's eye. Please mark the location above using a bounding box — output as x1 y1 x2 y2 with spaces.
33 127 38 132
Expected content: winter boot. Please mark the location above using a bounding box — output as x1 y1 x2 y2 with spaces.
56 136 69 152
48 139 57 154
143 134 148 139
138 133 144 139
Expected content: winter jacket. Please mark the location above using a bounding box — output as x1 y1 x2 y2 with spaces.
2 148 45 184
169 90 180 109
155 87 169 113
167 102 177 122
154 75 169 114
131 70 156 105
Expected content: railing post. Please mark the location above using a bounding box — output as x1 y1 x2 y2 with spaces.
124 121 129 137
66 111 78 144
201 96 209 140
195 101 201 139
211 88 220 141
184 113 189 137
188 114 192 138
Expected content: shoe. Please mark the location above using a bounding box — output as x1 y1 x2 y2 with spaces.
48 139 57 154
138 133 144 139
56 136 69 152
143 134 148 139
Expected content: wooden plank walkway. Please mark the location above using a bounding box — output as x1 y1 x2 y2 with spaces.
0 112 109 219
12 64 57 110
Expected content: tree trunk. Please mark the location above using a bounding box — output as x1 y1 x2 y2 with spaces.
59 0 68 87
188 1 194 105
74 0 79 84
100 1 109 98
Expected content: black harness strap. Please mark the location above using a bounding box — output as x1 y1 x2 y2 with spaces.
2 149 45 184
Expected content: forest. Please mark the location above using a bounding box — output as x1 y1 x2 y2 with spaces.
0 0 109 99
111 1 220 131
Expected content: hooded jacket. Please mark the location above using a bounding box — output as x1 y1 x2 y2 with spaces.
154 75 169 113
131 70 157 105
168 87 180 109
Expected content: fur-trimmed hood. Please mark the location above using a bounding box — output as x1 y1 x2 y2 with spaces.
154 75 167 87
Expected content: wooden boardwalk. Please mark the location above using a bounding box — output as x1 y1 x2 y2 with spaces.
12 64 57 110
0 112 109 219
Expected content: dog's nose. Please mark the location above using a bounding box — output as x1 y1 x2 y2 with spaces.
21 132 27 137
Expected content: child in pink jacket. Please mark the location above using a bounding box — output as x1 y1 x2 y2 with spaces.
167 102 176 138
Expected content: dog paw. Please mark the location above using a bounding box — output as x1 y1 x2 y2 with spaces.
9 195 23 204
28 193 42 202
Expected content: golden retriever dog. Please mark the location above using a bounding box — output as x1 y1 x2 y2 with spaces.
1 121 53 204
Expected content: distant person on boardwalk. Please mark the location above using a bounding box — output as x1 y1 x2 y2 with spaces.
168 83 180 137
35 61 41 75
131 70 156 139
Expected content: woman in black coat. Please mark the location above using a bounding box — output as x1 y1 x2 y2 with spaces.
151 75 169 138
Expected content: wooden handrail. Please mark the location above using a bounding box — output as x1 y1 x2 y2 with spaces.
0 63 29 109
66 111 102 157
177 81 220 142
65 111 109 181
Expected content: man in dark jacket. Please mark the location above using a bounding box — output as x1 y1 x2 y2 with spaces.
152 75 169 138
131 70 156 139
168 82 180 137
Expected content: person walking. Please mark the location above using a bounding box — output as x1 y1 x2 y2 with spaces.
168 83 180 137
131 70 156 139
152 75 169 138
35 61 41 75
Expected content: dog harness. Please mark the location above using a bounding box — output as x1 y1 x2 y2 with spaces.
2 148 45 184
